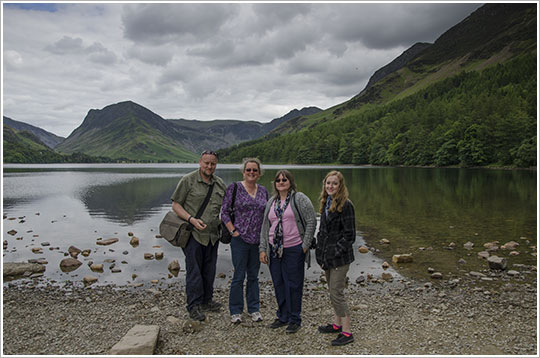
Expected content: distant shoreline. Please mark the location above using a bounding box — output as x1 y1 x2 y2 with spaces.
3 162 536 171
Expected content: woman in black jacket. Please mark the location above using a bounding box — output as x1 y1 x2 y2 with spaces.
315 170 356 346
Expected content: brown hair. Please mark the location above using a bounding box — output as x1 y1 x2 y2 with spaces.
318 170 349 213
272 170 296 197
242 157 263 175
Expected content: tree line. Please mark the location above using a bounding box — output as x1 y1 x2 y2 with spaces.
221 53 536 168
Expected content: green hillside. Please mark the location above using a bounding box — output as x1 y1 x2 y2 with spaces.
3 125 114 163
220 52 536 168
55 101 199 162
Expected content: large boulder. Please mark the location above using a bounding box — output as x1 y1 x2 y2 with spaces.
3 262 46 277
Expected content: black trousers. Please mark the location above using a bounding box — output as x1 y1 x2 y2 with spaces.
182 235 219 311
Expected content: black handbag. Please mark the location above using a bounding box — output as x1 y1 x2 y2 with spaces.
220 182 238 244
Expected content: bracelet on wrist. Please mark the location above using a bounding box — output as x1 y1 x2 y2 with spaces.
188 216 192 223
230 228 237 234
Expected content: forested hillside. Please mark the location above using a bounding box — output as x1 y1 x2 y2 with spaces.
220 53 536 167
3 125 114 163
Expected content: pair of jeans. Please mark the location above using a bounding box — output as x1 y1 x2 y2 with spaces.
229 235 261 315
182 235 219 311
269 243 305 325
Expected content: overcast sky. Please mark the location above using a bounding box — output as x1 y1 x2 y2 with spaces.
2 1 483 137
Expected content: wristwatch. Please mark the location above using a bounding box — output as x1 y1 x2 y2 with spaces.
230 228 237 235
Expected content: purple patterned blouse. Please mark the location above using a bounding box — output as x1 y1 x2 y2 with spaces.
220 182 268 245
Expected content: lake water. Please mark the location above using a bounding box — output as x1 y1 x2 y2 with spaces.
2 164 537 289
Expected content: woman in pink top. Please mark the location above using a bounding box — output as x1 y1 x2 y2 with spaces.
259 170 316 334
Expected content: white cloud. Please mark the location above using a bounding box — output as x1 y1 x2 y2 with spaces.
2 2 483 137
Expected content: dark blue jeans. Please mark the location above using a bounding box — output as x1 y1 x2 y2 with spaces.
229 235 261 315
182 235 219 311
269 243 305 325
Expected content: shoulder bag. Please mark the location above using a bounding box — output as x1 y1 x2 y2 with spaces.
159 183 215 248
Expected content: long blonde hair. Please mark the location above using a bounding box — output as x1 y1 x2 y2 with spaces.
319 170 349 213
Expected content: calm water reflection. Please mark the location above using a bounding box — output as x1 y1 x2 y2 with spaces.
2 164 536 288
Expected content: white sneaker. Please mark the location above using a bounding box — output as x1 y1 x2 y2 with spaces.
231 314 242 324
250 311 263 322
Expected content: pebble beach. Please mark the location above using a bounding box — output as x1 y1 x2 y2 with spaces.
2 272 537 356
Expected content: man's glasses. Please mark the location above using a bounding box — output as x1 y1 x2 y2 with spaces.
245 168 259 173
201 150 218 159
275 178 288 183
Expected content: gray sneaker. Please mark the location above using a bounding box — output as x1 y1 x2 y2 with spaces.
250 311 263 322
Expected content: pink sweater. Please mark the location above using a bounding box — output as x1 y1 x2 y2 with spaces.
268 202 302 248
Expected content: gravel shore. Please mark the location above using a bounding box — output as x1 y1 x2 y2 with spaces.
2 275 537 356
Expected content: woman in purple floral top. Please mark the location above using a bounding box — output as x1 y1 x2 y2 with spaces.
221 158 268 324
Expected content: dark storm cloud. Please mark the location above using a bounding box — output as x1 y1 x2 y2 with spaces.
324 3 482 49
122 3 237 44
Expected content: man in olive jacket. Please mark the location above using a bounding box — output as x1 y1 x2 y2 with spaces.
171 150 226 321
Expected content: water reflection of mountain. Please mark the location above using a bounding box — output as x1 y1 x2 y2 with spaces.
81 177 179 225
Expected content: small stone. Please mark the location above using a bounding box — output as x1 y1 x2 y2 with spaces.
477 251 490 259
83 276 98 285
40 242 50 247
60 258 82 268
509 251 520 256
507 270 520 276
183 320 203 333
167 316 181 324
358 246 369 254
431 272 443 279
132 274 138 280
90 264 104 271
128 232 134 236
381 272 393 281
463 241 474 250
130 237 139 246
68 246 81 258
469 271 486 278
144 253 154 260
81 249 91 257
96 238 119 246
457 258 467 265
168 260 180 272
155 252 164 260
484 241 499 250
392 254 413 263
7 230 17 236
382 261 390 269
31 247 43 254
151 279 159 284
427 267 435 273
217 272 226 279
501 241 519 250
380 239 390 245
487 255 507 270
